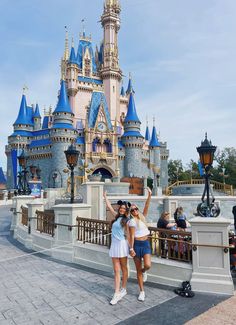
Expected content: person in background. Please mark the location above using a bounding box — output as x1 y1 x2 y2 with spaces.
175 207 190 230
157 212 177 229
128 188 152 302
232 205 236 232
104 192 131 305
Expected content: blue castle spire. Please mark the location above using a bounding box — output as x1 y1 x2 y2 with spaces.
126 73 134 94
145 125 150 141
53 80 73 114
69 39 77 64
150 125 160 147
33 103 41 118
120 85 125 97
14 94 33 126
124 92 140 123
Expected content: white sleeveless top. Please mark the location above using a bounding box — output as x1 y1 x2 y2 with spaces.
128 218 149 238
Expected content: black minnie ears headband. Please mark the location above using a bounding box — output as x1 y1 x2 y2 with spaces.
117 200 131 208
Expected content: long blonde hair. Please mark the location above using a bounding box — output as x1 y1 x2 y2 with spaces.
130 205 148 228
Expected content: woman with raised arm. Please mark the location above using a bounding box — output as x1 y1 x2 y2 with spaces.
128 187 152 302
104 191 131 305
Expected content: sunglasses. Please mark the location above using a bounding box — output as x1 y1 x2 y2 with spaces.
130 207 139 212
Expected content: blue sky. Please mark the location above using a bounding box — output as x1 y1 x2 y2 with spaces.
1 0 235 170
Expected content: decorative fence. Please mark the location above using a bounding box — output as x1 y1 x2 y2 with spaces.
149 227 192 262
77 217 111 247
36 210 55 236
21 206 28 227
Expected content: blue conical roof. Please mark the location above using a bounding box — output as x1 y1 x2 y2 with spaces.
120 86 125 97
126 76 134 94
150 126 160 147
53 80 73 114
14 94 33 125
0 167 6 184
124 92 140 123
145 126 150 141
33 103 41 118
69 46 77 64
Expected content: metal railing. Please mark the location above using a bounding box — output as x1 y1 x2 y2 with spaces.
21 206 28 227
149 227 192 263
77 217 111 247
164 179 234 196
36 210 55 236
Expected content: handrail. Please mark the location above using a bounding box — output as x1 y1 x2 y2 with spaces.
164 179 234 196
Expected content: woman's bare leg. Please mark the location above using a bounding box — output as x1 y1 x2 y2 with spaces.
134 257 144 291
112 258 121 293
120 257 128 289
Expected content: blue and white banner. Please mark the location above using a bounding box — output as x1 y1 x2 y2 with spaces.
198 161 204 176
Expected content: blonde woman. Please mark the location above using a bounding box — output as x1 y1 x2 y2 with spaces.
128 188 152 301
104 192 131 305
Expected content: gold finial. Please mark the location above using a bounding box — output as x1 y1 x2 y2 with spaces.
82 19 85 35
22 85 28 95
146 115 148 126
64 26 69 60
49 105 52 115
153 116 155 126
71 37 74 48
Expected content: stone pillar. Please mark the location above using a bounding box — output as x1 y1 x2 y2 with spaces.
24 199 44 249
44 188 65 209
27 199 45 233
53 204 92 245
80 182 105 220
11 196 33 234
190 217 234 295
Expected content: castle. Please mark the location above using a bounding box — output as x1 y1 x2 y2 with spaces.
5 0 169 192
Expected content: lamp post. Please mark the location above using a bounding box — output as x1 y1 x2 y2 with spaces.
64 144 79 203
17 150 31 195
196 133 220 217
52 171 58 188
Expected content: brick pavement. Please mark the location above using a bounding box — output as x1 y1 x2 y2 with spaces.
0 205 175 325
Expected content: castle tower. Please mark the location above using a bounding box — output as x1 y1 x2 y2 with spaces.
101 0 122 123
33 103 41 130
50 79 78 187
6 92 33 189
149 120 161 190
121 91 144 177
67 38 79 112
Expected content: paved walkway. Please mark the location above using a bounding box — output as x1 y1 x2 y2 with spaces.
0 205 234 325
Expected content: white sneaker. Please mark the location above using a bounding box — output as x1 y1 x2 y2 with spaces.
142 271 148 283
138 291 145 301
119 288 127 299
110 293 121 305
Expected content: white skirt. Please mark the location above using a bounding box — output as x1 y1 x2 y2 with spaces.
109 237 129 258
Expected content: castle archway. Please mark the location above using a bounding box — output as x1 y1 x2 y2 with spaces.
92 167 113 181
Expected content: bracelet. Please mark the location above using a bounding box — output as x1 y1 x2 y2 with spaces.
129 248 134 251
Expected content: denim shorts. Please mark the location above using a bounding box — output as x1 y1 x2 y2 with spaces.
134 239 151 258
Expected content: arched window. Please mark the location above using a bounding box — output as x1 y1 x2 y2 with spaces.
103 139 112 153
92 138 101 152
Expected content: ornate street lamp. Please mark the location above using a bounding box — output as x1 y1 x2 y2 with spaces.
17 150 31 195
29 165 37 180
196 133 220 217
64 144 79 203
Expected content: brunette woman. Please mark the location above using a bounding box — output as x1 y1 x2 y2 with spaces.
104 191 131 305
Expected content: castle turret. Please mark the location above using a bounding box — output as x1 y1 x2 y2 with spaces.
121 91 144 177
50 80 78 187
149 121 161 166
67 38 79 107
126 73 134 96
33 103 41 130
101 0 122 123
